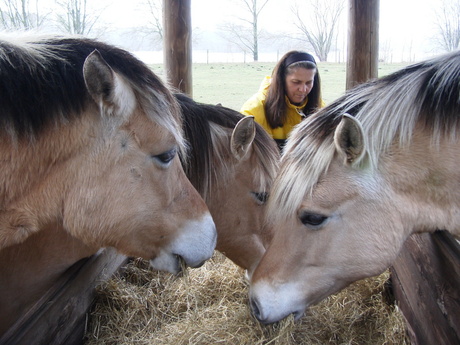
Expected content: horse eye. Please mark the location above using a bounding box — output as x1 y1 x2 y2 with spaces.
299 212 327 228
153 148 177 165
251 192 269 205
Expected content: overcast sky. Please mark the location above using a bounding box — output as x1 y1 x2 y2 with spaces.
38 0 445 63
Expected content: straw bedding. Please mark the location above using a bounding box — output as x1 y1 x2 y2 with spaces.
85 252 409 345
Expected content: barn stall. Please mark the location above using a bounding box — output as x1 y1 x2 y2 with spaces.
1 0 459 344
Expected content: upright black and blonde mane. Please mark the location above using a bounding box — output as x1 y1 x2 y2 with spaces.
175 93 279 200
0 34 182 144
270 51 460 220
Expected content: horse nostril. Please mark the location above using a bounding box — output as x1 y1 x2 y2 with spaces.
250 297 261 321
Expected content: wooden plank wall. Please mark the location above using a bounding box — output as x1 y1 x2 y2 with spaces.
0 248 128 345
2 234 459 345
391 231 460 345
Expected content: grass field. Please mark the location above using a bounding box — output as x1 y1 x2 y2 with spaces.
150 62 411 111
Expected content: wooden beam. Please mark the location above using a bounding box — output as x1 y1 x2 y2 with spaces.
0 248 128 345
391 231 460 345
163 0 193 96
346 0 380 89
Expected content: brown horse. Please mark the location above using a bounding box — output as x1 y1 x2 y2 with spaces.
249 51 460 324
176 94 280 274
0 35 216 334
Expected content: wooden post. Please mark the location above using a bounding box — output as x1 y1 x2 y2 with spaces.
163 0 192 96
346 0 379 90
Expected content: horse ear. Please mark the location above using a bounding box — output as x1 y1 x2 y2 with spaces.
83 50 115 106
334 113 366 165
231 116 256 160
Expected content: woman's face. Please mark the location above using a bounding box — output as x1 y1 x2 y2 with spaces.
285 67 316 105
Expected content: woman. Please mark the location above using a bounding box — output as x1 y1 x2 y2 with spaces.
241 50 323 150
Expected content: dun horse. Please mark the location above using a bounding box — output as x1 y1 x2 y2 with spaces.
176 94 279 274
249 51 460 324
0 35 216 334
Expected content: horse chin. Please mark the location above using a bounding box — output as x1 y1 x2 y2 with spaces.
149 252 182 275
149 253 208 275
293 309 305 321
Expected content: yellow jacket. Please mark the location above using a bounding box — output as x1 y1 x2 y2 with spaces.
240 76 323 141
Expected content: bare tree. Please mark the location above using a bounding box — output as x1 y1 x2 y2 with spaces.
433 0 460 52
292 0 345 61
146 0 162 39
129 0 163 49
55 0 101 35
0 0 45 30
220 0 270 61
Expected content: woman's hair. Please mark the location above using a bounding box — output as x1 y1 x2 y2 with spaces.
265 50 322 128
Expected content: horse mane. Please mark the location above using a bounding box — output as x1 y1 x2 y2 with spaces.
0 34 182 145
269 51 460 221
175 93 279 200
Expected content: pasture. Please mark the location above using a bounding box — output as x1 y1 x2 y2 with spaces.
84 62 412 345
151 61 410 110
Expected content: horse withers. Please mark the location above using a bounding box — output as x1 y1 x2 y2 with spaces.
249 51 460 324
0 35 216 334
176 94 280 275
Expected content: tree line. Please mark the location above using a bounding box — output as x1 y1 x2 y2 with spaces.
1 0 458 62
0 0 99 34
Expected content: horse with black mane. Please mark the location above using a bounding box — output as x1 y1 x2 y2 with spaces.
176 93 279 274
0 34 216 334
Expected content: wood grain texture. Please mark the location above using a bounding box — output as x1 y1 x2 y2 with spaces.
0 248 127 345
391 231 460 345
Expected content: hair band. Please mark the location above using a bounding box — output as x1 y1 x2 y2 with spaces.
285 52 316 67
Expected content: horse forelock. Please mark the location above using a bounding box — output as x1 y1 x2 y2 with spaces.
176 94 278 200
138 86 186 154
268 113 337 223
0 34 183 147
252 124 280 193
268 50 460 223
207 121 278 199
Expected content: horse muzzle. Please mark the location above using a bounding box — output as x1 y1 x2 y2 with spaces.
149 213 217 274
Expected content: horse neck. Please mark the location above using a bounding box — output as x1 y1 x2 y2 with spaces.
382 134 460 237
0 222 97 334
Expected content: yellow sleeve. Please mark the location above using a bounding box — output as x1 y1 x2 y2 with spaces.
240 94 273 136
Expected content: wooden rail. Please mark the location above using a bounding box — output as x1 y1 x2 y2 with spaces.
391 230 460 345
0 248 127 345
2 231 459 345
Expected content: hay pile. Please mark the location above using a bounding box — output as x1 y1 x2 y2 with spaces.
85 252 409 345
